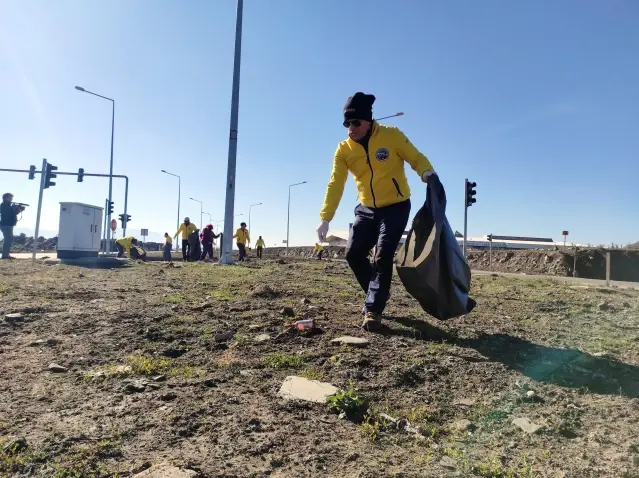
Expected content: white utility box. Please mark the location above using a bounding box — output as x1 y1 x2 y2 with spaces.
57 202 103 259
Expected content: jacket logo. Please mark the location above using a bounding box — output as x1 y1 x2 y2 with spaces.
375 148 389 162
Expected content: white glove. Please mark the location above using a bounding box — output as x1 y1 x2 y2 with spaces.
317 221 330 242
421 170 437 183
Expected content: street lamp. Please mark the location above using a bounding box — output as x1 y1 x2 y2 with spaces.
248 202 262 241
203 212 212 224
287 182 307 250
221 0 244 265
376 112 404 121
161 169 181 251
75 85 115 252
189 198 203 230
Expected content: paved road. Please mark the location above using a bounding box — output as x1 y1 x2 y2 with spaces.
472 269 639 290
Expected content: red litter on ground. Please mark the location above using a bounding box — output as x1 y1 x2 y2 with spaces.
286 319 316 331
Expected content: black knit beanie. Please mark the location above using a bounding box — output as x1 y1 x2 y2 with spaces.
343 92 376 126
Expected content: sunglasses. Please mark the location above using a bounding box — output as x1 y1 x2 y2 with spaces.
344 119 362 128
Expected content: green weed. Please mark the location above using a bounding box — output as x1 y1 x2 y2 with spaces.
263 353 304 369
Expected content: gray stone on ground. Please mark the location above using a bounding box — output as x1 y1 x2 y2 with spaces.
48 363 68 373
133 462 198 477
278 376 338 403
5 313 24 323
452 419 475 432
254 334 271 343
331 336 369 347
512 417 544 434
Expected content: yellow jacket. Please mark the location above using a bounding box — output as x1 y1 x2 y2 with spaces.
174 223 197 240
234 228 250 245
256 238 265 247
320 123 434 221
314 244 324 253
116 237 135 255
164 236 172 246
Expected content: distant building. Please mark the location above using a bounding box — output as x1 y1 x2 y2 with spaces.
325 231 349 247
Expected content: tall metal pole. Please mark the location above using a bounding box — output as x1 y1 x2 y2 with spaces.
221 0 244 265
107 100 114 253
286 186 291 251
248 202 262 242
463 179 468 259
32 158 47 260
177 176 181 251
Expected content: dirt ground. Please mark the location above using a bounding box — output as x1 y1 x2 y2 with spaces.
1 258 639 477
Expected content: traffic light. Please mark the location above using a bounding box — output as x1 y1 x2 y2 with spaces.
108 201 114 214
465 179 477 207
487 234 493 242
44 163 58 189
77 168 84 182
28 165 36 180
118 213 131 223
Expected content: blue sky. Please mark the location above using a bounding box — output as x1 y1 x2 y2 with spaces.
1 0 638 247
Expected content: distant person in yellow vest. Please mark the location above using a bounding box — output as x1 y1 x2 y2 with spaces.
115 236 138 258
255 236 265 259
233 222 250 262
163 233 172 262
174 217 197 262
314 243 325 260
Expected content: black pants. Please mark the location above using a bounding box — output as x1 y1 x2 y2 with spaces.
201 242 214 261
181 239 190 261
257 246 263 259
317 251 323 260
116 243 125 258
163 244 172 261
237 243 246 261
346 200 411 314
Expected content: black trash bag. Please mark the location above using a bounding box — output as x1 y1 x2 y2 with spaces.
130 245 147 261
188 230 201 261
395 176 476 320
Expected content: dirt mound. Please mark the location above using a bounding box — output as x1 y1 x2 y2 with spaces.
467 249 639 282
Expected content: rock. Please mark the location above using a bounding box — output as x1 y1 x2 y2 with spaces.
5 313 25 324
301 298 311 305
161 348 186 358
159 392 178 401
526 390 536 398
240 369 257 377
191 302 212 311
593 351 611 358
124 381 147 393
214 331 235 342
248 324 264 331
132 462 198 477
512 417 544 434
331 336 369 348
48 363 68 373
622 301 632 308
598 302 613 311
278 376 338 403
152 375 166 382
202 378 218 388
3 437 27 454
280 307 295 317
439 456 457 470
254 334 271 343
46 338 60 346
453 398 476 407
452 419 475 432
29 339 47 347
114 365 133 375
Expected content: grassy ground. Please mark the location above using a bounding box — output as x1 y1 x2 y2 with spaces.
1 258 638 477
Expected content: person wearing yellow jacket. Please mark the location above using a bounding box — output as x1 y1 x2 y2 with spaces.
115 236 138 258
255 236 265 259
174 217 197 262
233 222 250 261
317 92 438 331
313 243 325 260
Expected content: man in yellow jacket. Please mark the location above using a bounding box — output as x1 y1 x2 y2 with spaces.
115 236 138 258
313 243 325 260
233 222 250 262
174 217 197 262
317 92 437 330
255 236 265 259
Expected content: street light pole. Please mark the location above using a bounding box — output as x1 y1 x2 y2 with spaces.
376 112 404 121
161 170 181 251
248 202 262 240
221 0 244 265
75 85 115 253
190 198 203 230
287 182 307 251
